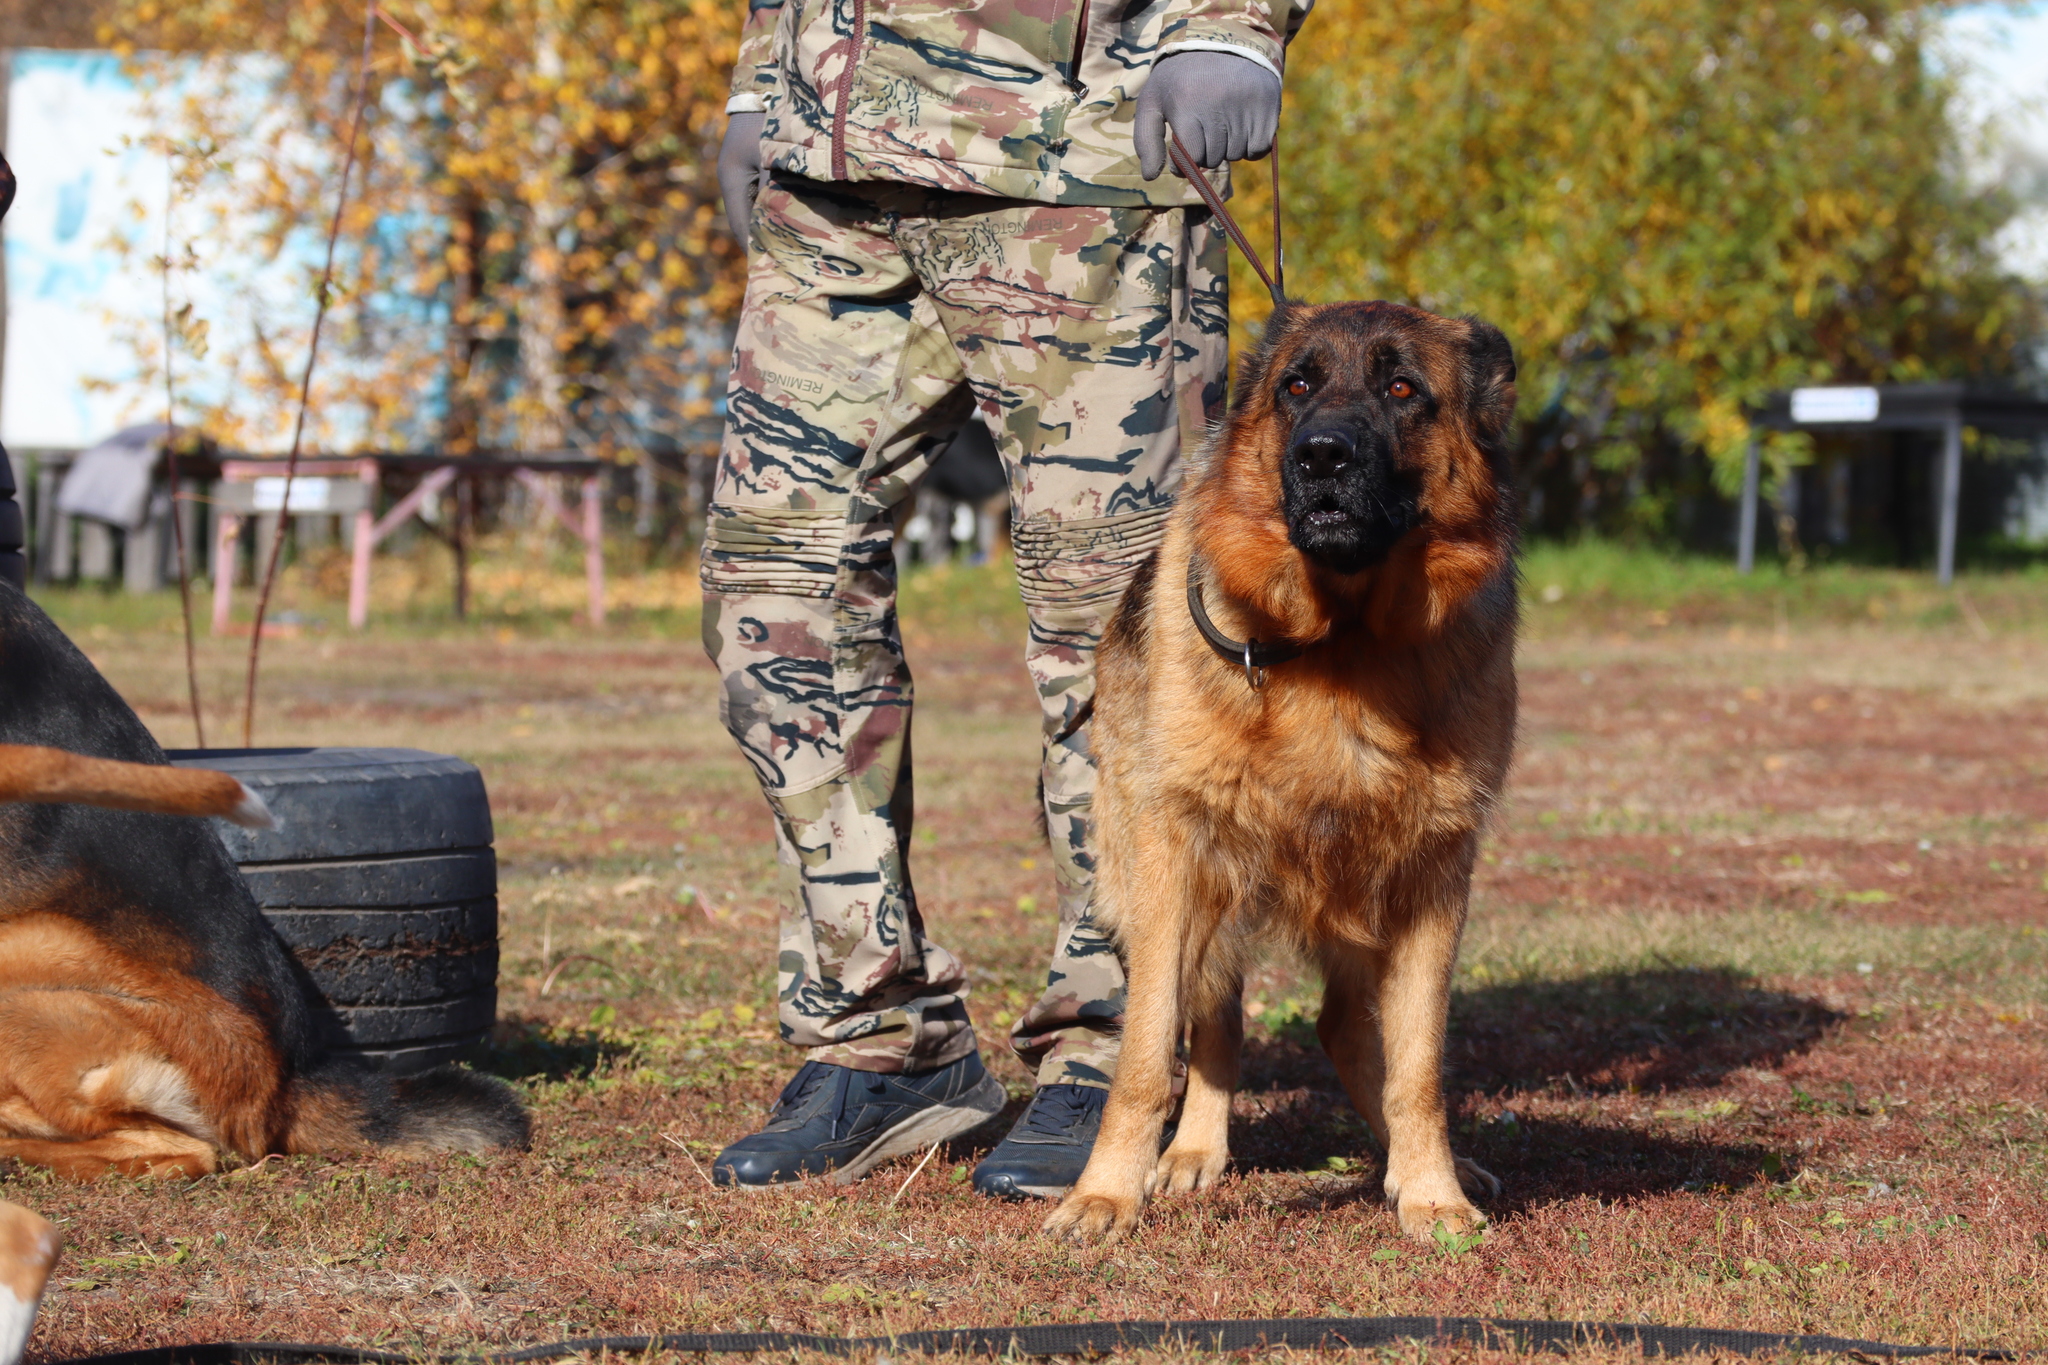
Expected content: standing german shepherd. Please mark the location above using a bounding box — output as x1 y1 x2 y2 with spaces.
1044 301 1518 1245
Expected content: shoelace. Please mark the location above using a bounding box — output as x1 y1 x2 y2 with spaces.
1015 1086 1102 1139
770 1061 883 1138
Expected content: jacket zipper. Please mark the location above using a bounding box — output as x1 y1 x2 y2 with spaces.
831 0 867 180
1068 0 1090 86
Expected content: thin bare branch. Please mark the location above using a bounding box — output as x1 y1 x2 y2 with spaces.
660 1132 718 1190
242 3 380 747
162 140 206 749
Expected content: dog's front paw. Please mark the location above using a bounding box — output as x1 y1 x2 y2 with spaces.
1152 1144 1228 1194
1386 1162 1490 1243
1454 1154 1501 1199
1043 1189 1143 1244
1393 1189 1487 1242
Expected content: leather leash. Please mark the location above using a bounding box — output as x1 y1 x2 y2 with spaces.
1167 121 1296 688
1167 129 1286 306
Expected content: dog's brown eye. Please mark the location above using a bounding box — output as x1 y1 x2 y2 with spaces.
1389 379 1415 399
1285 378 1310 397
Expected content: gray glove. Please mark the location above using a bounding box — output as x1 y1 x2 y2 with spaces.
1134 51 1282 181
717 111 770 243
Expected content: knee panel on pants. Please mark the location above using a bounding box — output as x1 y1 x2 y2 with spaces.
699 504 845 598
1010 506 1174 612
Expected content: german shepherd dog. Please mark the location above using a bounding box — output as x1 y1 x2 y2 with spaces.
0 582 529 1180
1044 302 1518 1245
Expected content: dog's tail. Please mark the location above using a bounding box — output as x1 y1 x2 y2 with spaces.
0 743 274 828
284 1061 531 1159
0 1200 60 1365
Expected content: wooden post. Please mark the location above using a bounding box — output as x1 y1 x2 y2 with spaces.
452 469 469 620
582 474 606 626
211 512 240 634
1936 416 1962 587
349 459 377 629
348 463 456 630
123 494 166 594
1737 434 1760 574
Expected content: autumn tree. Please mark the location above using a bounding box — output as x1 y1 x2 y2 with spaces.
107 0 745 458
1242 0 2040 540
106 0 2039 542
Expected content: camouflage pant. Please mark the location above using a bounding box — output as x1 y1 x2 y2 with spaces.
701 174 1228 1086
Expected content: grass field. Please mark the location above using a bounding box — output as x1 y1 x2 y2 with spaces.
9 542 2048 1362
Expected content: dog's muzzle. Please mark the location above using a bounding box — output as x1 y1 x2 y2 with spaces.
1281 420 1417 574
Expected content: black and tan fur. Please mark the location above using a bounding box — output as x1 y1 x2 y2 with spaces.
1044 301 1518 1245
0 582 528 1181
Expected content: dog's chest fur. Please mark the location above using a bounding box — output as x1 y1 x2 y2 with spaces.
1094 551 1514 933
1169 663 1495 867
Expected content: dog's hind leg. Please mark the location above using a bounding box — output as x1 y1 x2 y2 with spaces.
1318 942 1390 1147
0 987 236 1179
1153 975 1242 1195
0 1129 217 1180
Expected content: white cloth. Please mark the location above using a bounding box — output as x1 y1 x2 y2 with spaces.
56 423 174 529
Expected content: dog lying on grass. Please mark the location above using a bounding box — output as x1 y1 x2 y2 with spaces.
1044 301 1518 1245
0 581 529 1179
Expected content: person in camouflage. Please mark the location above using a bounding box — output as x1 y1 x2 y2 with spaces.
704 0 1308 1195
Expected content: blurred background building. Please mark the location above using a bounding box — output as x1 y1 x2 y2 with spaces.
1 0 2045 589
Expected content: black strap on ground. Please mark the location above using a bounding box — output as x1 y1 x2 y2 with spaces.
57 1315 2016 1363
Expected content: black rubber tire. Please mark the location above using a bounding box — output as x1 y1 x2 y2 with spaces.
167 747 498 1075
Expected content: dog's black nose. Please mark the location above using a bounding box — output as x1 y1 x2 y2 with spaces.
1288 429 1353 480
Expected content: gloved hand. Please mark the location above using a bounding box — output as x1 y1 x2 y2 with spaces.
717 111 769 243
1133 51 1282 181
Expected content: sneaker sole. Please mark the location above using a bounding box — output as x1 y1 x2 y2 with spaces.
990 1181 1071 1201
722 1072 1008 1192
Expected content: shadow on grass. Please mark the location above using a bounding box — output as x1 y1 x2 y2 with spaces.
1246 967 1840 1096
481 1016 639 1082
1270 1114 1786 1217
1446 966 1843 1094
1224 966 1831 1202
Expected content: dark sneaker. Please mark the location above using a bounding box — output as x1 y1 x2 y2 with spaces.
971 1083 1108 1200
712 1052 1005 1189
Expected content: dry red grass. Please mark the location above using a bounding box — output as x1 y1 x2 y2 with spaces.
8 564 2048 1360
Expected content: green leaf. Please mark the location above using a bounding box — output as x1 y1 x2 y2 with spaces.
1431 1222 1485 1257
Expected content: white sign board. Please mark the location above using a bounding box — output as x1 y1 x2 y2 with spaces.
1790 387 1881 424
253 476 330 511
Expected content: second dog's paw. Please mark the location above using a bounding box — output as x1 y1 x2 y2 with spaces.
1043 1190 1142 1245
1454 1155 1502 1199
1152 1146 1227 1194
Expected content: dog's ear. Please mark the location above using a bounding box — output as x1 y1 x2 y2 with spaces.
1460 318 1517 443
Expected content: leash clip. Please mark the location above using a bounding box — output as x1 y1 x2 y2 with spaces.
1243 640 1267 690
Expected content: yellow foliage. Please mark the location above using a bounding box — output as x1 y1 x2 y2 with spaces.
1251 0 2038 535
110 0 746 456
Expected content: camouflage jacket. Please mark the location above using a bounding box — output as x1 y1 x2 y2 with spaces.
727 0 1304 207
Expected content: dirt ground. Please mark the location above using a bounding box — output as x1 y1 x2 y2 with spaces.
9 554 2048 1362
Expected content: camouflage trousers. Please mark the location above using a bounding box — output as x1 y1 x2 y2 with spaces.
701 174 1228 1086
